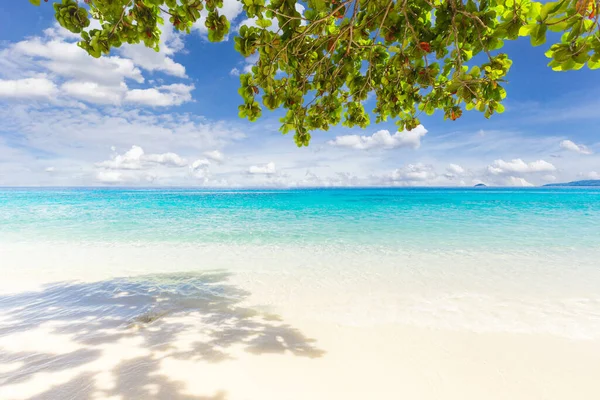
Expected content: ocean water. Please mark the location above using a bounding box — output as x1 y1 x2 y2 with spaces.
1 187 600 250
1 187 600 340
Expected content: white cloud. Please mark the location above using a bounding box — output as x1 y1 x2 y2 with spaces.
118 46 186 78
61 81 126 105
145 152 188 167
45 167 55 172
10 37 144 85
249 161 276 174
118 23 187 78
96 145 146 170
386 163 437 183
542 174 557 182
0 77 58 98
230 54 258 77
95 170 157 184
297 171 360 187
42 24 81 41
444 163 467 180
560 140 592 155
583 171 600 179
0 105 246 167
189 158 211 179
328 125 427 150
191 159 211 169
96 145 188 170
0 24 192 107
96 171 125 184
124 84 194 107
57 81 194 107
506 176 534 187
447 163 465 174
204 150 225 163
487 159 556 175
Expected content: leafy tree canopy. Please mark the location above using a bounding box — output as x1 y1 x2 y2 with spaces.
30 0 600 146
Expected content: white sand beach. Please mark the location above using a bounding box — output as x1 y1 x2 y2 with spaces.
1 242 599 399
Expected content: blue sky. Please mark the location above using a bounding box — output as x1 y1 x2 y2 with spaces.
0 1 598 187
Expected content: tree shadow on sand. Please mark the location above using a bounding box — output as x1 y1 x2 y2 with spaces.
0 271 324 399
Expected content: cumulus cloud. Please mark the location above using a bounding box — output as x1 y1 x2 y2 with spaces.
0 105 246 167
96 146 145 170
9 36 144 85
560 139 592 155
487 159 556 175
0 77 58 98
61 81 126 105
124 84 195 107
444 163 467 180
583 171 600 179
249 162 276 174
191 159 211 169
328 125 427 150
95 170 158 184
0 24 192 107
386 163 437 183
230 54 259 77
447 163 465 174
118 23 187 78
145 152 187 167
96 145 188 170
189 159 211 179
298 171 360 187
204 150 225 163
96 171 125 184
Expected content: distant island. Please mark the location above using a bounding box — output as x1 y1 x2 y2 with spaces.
544 180 600 187
474 183 487 187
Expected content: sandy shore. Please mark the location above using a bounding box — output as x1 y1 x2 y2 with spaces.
1 242 600 399
2 314 599 399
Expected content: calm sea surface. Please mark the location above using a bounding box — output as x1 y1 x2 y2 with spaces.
1 187 599 250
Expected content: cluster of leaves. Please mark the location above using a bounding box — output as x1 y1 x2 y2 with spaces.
31 0 599 146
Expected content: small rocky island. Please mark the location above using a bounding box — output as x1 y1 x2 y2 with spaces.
474 183 487 187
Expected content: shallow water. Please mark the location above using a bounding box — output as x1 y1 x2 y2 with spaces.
2 187 600 249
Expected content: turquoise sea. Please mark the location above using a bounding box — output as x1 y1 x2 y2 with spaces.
2 187 600 250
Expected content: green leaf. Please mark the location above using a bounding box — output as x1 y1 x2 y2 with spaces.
588 58 600 70
256 18 272 29
573 49 590 64
539 2 555 20
519 24 536 37
530 24 547 47
528 2 541 19
547 20 568 32
29 0 40 5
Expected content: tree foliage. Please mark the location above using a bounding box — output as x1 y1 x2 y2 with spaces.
31 0 600 146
